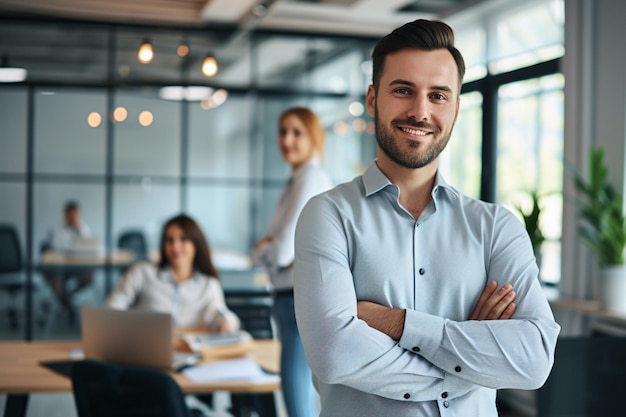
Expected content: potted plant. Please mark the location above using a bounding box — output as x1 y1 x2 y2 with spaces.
514 191 546 266
569 147 626 313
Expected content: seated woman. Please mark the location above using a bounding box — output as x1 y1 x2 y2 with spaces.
106 214 239 334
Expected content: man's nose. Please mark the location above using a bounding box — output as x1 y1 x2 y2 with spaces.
408 95 430 121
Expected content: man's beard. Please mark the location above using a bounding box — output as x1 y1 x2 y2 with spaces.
375 108 452 169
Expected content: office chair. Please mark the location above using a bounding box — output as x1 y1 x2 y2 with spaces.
117 229 148 261
72 359 191 417
0 224 24 330
224 290 277 417
225 290 275 340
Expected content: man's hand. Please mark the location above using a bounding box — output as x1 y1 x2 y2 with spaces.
469 280 516 320
357 301 405 341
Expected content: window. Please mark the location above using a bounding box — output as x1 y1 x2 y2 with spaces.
440 91 483 199
496 74 564 283
449 0 564 283
488 0 565 74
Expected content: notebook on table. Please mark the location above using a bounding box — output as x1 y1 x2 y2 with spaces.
80 306 201 371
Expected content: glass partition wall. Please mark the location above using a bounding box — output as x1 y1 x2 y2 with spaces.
0 1 565 340
0 19 378 340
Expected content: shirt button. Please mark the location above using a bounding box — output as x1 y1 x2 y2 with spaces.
419 268 425 275
404 393 411 399
412 346 420 352
441 392 448 399
455 366 462 372
443 401 449 408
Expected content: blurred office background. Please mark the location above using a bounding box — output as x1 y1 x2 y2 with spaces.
2 0 626 415
0 0 568 339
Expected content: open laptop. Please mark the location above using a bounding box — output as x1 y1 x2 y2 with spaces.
81 306 201 371
68 236 101 255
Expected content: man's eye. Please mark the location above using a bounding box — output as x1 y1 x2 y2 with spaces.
394 88 411 95
431 93 447 101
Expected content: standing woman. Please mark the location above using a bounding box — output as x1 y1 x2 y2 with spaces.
253 107 332 417
106 214 239 334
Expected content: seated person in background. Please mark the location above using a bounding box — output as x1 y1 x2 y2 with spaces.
43 200 94 321
106 214 239 334
45 200 93 251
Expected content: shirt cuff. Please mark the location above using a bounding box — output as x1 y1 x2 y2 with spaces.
398 308 445 356
399 310 475 400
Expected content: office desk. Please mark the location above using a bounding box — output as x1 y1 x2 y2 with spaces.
37 250 136 271
0 339 280 417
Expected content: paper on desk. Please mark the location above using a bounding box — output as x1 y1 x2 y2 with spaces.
183 357 280 385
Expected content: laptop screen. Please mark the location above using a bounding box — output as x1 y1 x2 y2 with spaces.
81 306 174 369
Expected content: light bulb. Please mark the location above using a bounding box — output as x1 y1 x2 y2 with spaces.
87 112 102 128
202 54 218 77
113 107 128 122
138 110 153 127
138 39 154 64
177 44 189 57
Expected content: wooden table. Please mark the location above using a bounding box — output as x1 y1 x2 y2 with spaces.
0 339 280 417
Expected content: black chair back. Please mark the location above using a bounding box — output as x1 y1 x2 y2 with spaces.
226 290 274 339
117 230 148 261
0 224 22 273
72 359 190 417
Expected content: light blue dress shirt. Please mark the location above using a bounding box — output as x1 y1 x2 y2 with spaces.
294 161 560 417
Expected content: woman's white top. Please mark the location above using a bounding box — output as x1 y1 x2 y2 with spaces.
252 156 332 290
106 261 240 330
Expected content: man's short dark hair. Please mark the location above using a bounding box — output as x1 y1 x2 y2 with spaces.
371 19 466 91
64 200 80 213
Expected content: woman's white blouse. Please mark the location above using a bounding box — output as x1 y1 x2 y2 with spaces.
106 261 240 330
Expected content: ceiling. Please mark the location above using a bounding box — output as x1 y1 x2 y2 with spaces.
0 0 489 88
0 0 482 37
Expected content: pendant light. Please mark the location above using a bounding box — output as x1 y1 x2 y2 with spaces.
177 39 189 57
202 52 218 77
137 38 154 64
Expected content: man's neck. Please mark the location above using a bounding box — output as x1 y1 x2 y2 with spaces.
375 157 438 219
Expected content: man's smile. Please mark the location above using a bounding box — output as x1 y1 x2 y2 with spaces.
400 126 430 136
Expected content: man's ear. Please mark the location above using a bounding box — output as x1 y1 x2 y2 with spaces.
366 84 376 117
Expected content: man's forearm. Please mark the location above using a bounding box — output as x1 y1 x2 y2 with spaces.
357 281 516 341
357 301 405 341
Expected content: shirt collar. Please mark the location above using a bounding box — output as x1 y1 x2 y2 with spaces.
363 161 392 196
362 160 460 201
